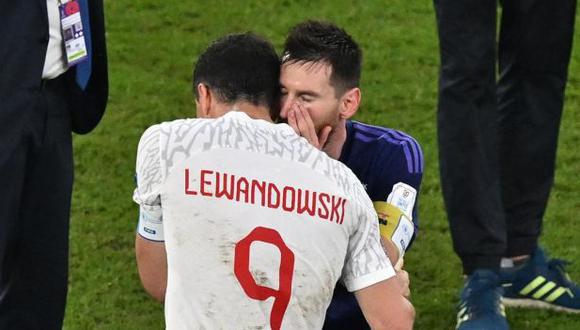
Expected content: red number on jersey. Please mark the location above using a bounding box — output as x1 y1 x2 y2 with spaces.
234 227 295 330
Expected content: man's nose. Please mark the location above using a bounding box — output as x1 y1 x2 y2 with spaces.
279 97 294 119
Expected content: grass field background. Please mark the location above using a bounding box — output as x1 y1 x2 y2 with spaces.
65 1 580 329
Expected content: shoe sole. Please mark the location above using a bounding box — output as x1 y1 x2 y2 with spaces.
503 298 580 314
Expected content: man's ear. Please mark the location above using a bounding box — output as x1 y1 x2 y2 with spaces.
196 83 212 118
339 87 361 120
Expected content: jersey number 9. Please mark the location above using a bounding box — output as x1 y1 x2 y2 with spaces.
234 227 295 330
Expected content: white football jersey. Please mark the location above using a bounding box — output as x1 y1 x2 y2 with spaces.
133 111 394 330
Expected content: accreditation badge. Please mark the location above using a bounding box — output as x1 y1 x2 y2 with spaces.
58 0 88 66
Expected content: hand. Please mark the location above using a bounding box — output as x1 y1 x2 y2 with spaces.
287 103 346 159
396 269 411 299
322 117 347 160
395 258 404 272
287 103 331 150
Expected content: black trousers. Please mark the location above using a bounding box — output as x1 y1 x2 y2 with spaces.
434 0 577 274
0 75 73 329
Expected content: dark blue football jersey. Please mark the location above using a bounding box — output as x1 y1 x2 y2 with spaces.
323 120 424 329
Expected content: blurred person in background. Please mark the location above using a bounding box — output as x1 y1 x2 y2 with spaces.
434 1 579 329
0 1 108 329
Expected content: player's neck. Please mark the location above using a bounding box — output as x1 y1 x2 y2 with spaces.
231 102 273 122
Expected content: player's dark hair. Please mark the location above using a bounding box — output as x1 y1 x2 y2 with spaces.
193 33 281 115
282 20 362 95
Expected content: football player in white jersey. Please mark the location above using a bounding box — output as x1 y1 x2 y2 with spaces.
133 33 414 330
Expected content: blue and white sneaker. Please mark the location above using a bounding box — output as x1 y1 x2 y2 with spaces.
456 269 509 330
501 248 580 313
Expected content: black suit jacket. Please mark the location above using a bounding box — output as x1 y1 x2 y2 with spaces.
0 0 108 136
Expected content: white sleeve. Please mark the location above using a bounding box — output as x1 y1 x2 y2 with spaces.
133 125 165 242
341 206 396 292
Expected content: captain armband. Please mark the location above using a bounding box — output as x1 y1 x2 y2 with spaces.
137 205 164 242
373 201 414 260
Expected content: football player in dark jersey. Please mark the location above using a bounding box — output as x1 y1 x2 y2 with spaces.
278 20 424 329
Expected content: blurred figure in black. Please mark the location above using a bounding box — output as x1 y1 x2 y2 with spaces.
434 1 578 329
0 1 108 329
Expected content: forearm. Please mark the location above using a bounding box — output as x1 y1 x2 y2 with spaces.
368 296 415 330
355 278 415 330
135 235 168 302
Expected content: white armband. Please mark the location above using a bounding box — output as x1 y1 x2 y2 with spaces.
137 205 164 242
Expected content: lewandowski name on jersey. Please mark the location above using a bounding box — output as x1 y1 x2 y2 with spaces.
184 168 347 224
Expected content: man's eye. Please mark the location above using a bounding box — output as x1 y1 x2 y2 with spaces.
280 90 288 96
300 95 313 103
